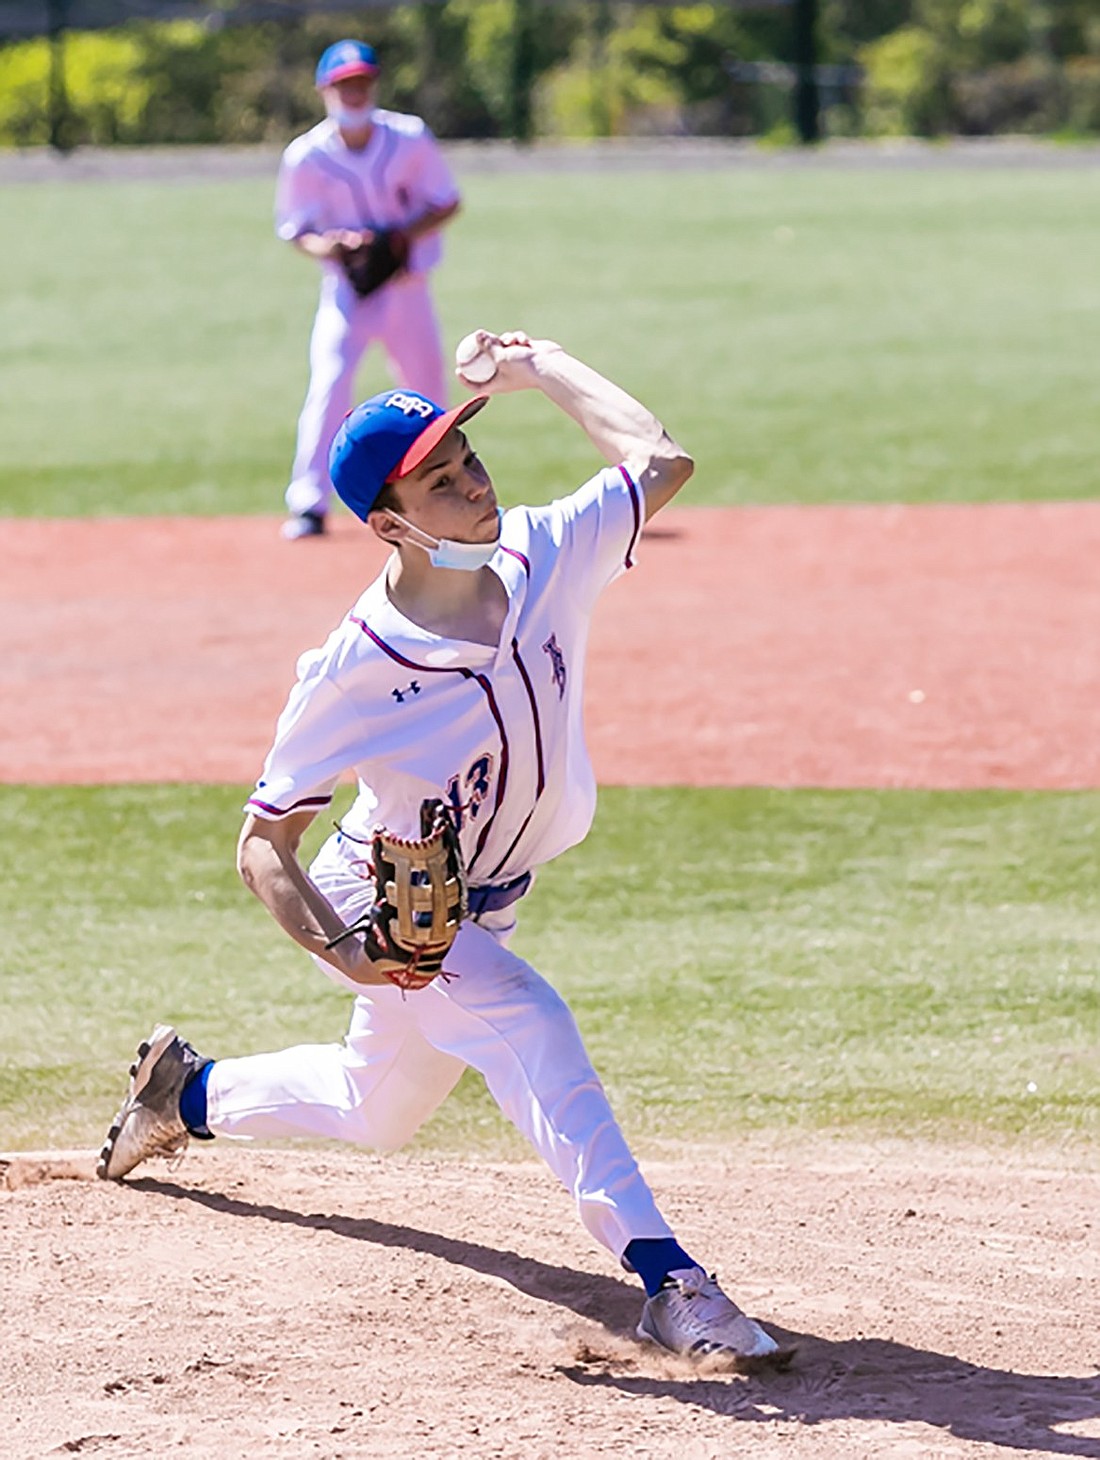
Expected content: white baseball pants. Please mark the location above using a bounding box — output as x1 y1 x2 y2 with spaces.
205 905 675 1260
285 270 448 520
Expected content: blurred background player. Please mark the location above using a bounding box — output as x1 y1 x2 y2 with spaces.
276 39 462 540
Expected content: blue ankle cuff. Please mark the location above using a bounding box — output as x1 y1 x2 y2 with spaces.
623 1238 697 1298
179 1060 214 1138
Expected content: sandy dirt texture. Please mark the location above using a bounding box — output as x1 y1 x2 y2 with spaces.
5 501 1100 788
1 1139 1097 1459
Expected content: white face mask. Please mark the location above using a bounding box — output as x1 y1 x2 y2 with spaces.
326 99 374 130
388 509 503 572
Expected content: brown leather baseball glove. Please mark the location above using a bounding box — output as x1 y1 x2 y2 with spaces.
328 799 467 991
339 229 409 298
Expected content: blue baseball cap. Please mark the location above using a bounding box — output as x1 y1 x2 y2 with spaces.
329 389 489 520
315 40 379 89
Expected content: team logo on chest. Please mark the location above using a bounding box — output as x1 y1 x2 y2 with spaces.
391 679 421 704
542 633 567 699
446 753 494 832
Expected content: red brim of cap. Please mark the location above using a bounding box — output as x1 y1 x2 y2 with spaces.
387 397 490 483
318 61 379 86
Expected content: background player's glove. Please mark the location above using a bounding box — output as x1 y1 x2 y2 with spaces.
329 799 467 992
339 229 409 298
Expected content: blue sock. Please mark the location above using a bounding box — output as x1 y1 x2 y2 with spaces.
179 1061 214 1139
623 1238 698 1298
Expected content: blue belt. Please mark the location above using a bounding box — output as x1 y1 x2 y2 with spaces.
467 872 532 918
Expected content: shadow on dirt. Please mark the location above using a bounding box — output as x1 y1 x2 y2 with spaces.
556 1342 1100 1458
140 1177 1100 1459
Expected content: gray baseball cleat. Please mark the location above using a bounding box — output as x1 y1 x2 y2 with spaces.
97 1024 209 1181
637 1267 790 1367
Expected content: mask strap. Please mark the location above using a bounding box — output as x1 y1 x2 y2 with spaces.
383 510 441 554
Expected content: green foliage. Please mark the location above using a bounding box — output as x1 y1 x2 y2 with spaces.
0 28 156 145
0 38 50 145
1 785 1097 1151
859 26 949 135
598 4 738 134
915 0 1032 68
824 0 915 52
450 0 518 123
1048 0 1100 59
0 0 1098 143
533 4 799 138
443 0 580 134
381 3 497 139
1066 55 1100 131
138 19 257 144
952 57 1071 134
536 10 686 139
857 0 1100 136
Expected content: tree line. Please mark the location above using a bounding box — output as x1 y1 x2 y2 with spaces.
0 0 1098 148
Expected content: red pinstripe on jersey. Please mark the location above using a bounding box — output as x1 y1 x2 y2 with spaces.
620 465 642 568
480 638 546 882
349 616 512 877
246 792 333 818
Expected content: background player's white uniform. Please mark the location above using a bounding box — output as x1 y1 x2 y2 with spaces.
276 111 460 521
205 464 677 1259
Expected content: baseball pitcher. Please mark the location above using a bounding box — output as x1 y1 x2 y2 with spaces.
97 331 792 1368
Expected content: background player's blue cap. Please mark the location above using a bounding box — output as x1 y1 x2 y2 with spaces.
315 40 379 89
329 389 489 520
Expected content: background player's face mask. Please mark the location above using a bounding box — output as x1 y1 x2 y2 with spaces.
325 98 374 129
387 509 503 571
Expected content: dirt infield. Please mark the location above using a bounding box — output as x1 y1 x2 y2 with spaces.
5 501 1100 787
3 1140 1098 1458
4 503 1100 1457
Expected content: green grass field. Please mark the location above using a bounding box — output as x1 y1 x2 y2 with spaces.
1 156 1097 1159
1 784 1096 1153
2 162 1099 514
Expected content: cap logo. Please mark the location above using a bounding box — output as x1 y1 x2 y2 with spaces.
388 392 434 419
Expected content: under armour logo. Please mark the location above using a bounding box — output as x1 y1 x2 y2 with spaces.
392 680 421 704
388 392 434 419
542 633 566 699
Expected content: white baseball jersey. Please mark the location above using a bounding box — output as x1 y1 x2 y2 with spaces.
275 110 459 276
247 465 644 893
226 461 678 1262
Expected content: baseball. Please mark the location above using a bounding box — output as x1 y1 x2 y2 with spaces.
455 332 497 384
